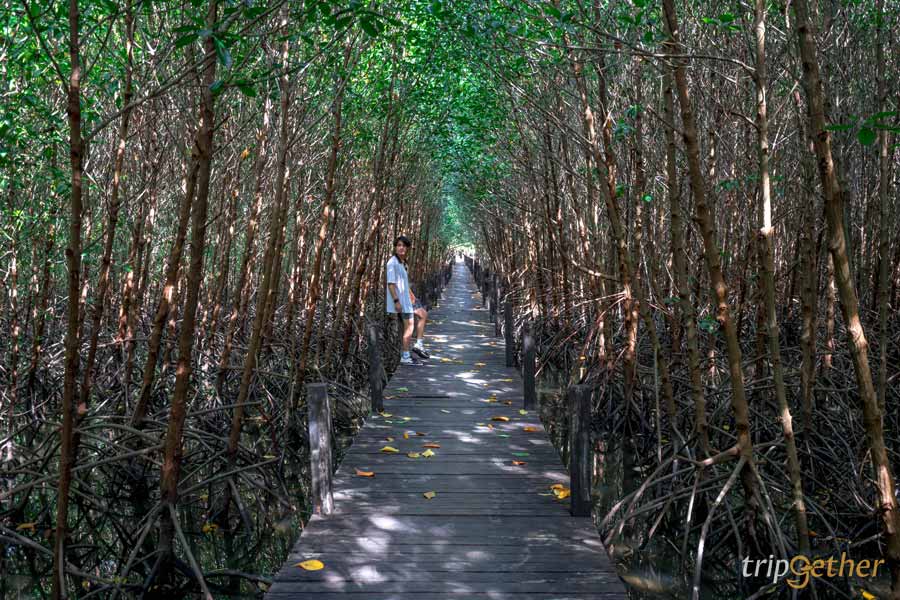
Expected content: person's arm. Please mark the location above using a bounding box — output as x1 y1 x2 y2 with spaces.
409 288 416 303
388 282 402 311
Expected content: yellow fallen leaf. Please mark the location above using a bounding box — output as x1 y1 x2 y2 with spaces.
379 412 393 418
504 401 512 405
296 559 324 571
380 446 399 453
16 523 36 531
423 443 441 448
488 424 494 430
491 416 510 422
403 432 410 439
423 491 437 499
555 489 571 500
523 426 539 432
356 469 375 477
519 410 528 415
422 449 435 457
407 452 421 458
862 591 877 600
550 483 565 490
501 378 513 382
486 398 498 403
475 362 486 367
385 437 394 441
476 422 485 425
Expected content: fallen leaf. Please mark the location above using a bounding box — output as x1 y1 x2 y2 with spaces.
385 436 394 441
416 431 426 436
504 401 513 405
554 488 571 500
423 491 437 499
356 469 375 477
423 443 441 448
397 387 409 392
519 410 528 415
422 449 435 457
501 378 513 382
16 523 36 532
407 452 421 458
512 460 527 466
491 416 510 422
488 423 494 430
486 398 498 403
380 446 399 453
379 412 393 418
403 432 410 439
440 409 451 413
549 483 565 491
474 362 486 367
523 426 540 432
296 559 324 571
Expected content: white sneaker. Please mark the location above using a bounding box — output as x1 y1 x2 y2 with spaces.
412 344 430 359
400 355 415 365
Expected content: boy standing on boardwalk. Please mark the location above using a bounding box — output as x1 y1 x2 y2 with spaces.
386 235 430 365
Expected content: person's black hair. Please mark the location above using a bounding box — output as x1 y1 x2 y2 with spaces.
393 235 412 264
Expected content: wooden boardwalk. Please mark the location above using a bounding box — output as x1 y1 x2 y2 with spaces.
267 260 628 599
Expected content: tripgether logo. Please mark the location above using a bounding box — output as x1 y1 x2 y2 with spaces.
742 553 885 589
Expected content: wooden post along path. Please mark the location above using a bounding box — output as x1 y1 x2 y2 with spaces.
267 259 627 599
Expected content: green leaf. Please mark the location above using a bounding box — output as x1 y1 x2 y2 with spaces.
359 17 378 37
237 82 257 97
858 127 876 146
174 33 197 49
213 37 232 69
642 193 652 203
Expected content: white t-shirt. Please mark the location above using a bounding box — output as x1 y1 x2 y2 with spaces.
386 255 413 314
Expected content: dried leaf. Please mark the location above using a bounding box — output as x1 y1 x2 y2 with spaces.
296 559 324 571
512 460 527 466
423 443 441 448
385 436 394 441
519 409 528 415
379 412 393 418
423 491 437 499
504 401 513 405
491 416 510 422
474 362 486 367
555 488 571 500
523 426 539 432
356 469 375 477
407 452 421 458
416 431 426 436
403 432 410 439
380 446 399 453
422 449 435 457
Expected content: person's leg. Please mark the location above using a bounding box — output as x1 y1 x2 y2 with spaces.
402 313 414 354
414 306 427 340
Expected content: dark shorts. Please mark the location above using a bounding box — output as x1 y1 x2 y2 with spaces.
400 312 413 320
413 299 424 310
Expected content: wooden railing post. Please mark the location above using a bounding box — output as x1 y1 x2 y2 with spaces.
523 325 536 410
493 276 501 337
568 384 592 517
307 383 334 516
504 299 514 367
367 324 383 413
